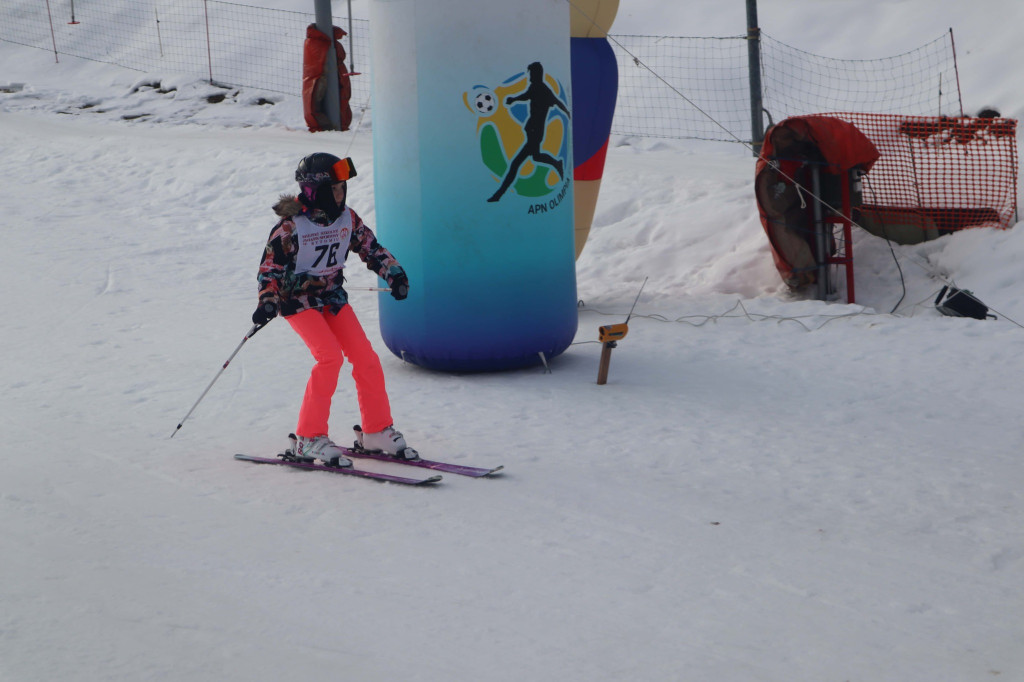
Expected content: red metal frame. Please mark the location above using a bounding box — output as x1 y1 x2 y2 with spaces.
824 175 855 304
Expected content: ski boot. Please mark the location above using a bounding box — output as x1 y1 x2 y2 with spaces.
286 433 352 467
353 425 420 461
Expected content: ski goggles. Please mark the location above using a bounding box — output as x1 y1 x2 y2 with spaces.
332 157 357 182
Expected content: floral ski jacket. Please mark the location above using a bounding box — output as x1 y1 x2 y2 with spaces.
257 195 405 317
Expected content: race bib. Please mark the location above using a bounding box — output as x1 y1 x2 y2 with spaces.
293 211 353 277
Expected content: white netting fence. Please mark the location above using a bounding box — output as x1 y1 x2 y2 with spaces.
1 0 962 143
0 1 374 105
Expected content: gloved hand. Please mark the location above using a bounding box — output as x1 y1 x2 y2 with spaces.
252 300 278 325
390 272 409 301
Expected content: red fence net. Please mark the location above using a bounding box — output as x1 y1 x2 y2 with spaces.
825 112 1018 235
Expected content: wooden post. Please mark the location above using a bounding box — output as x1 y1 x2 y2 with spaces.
596 342 615 385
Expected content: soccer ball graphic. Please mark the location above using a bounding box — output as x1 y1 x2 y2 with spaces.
474 91 496 115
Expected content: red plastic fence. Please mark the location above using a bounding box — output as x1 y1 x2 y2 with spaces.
824 112 1018 232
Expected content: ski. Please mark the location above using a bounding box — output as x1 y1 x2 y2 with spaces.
234 453 442 486
341 447 504 478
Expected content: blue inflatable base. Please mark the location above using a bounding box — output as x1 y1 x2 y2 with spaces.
387 345 570 373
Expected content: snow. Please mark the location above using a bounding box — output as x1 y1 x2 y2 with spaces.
2 1 1023 680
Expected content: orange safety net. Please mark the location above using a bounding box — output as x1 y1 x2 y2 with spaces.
822 113 1018 234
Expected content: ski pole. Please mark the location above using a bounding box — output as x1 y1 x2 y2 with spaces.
170 322 266 438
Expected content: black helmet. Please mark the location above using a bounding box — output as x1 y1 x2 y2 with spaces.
295 153 357 185
295 153 358 222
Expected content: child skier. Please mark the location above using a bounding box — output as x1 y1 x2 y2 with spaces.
253 152 415 467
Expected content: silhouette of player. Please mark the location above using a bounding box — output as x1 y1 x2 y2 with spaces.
488 62 570 202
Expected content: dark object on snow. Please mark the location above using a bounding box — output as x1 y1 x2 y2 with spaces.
935 286 995 320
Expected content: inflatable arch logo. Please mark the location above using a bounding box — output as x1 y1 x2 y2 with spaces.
463 62 571 204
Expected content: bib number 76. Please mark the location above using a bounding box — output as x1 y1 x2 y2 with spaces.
312 243 340 268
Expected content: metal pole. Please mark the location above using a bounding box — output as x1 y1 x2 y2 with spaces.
347 0 355 73
44 0 59 62
948 28 964 118
203 0 214 84
314 0 342 130
746 0 764 156
170 323 265 438
811 167 828 301
156 8 164 58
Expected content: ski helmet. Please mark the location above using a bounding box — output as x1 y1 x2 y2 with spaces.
294 153 357 221
295 153 357 185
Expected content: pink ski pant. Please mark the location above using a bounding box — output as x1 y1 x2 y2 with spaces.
286 305 392 438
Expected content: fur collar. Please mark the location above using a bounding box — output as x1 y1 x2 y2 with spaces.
273 194 304 218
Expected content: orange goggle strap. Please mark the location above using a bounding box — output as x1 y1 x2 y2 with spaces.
332 157 357 182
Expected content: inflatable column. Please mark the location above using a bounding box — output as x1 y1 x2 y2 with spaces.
370 0 576 372
570 0 619 259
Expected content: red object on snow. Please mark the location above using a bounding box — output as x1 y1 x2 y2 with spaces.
302 24 353 132
754 115 879 297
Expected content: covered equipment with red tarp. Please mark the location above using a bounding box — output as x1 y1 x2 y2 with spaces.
755 116 879 299
302 24 353 132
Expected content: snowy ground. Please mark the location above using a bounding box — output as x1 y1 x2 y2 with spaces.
2 2 1024 681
